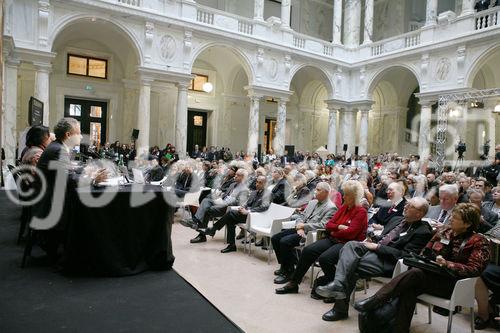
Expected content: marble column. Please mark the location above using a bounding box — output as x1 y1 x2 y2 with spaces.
418 102 433 160
3 60 19 164
327 108 338 154
247 95 261 156
34 62 51 126
332 0 343 45
281 0 291 29
363 0 374 44
254 0 264 21
339 108 357 156
461 0 475 16
175 82 189 158
359 109 370 155
137 78 152 158
273 98 287 156
425 0 438 26
344 0 362 47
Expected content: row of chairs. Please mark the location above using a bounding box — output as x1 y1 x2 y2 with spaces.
176 190 477 333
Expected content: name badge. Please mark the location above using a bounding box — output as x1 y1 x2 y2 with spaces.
399 232 408 237
440 238 450 245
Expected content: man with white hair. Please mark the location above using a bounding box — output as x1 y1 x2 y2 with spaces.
271 182 337 284
369 182 406 230
425 184 459 226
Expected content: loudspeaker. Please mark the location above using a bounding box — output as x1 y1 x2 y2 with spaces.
132 129 139 140
343 144 348 152
284 145 295 158
355 146 359 155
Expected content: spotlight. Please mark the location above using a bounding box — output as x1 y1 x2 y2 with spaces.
202 82 213 93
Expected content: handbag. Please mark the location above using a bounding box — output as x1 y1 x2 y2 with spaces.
358 297 399 333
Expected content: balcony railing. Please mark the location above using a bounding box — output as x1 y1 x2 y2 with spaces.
370 30 421 57
238 20 254 35
117 0 140 7
293 35 306 49
197 9 214 25
475 7 499 30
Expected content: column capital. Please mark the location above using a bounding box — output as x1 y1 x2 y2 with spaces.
175 81 190 90
139 77 154 86
33 61 52 72
245 85 292 101
5 58 21 68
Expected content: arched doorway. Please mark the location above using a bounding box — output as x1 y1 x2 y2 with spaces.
368 66 420 155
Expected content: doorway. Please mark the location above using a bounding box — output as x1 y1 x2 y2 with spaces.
264 118 277 154
187 110 208 155
64 98 107 148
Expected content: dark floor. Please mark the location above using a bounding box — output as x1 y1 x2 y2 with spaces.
0 190 242 333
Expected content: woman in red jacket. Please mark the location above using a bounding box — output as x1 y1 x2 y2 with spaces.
275 180 368 295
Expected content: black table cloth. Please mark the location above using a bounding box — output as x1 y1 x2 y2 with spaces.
64 185 176 276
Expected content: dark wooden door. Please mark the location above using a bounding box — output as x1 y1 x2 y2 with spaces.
64 98 107 148
187 110 207 156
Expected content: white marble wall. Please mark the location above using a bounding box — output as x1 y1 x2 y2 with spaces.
3 61 19 164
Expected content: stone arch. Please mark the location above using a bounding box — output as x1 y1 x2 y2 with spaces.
190 42 255 84
49 14 142 65
466 44 500 88
289 64 334 99
366 64 421 100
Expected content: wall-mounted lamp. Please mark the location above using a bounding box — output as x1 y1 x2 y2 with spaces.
202 82 213 93
494 103 500 113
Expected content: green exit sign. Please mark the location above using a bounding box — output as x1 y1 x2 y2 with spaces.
85 85 93 91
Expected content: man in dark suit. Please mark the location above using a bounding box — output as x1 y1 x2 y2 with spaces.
204 176 271 253
270 168 289 205
316 197 432 322
35 117 107 259
369 182 406 229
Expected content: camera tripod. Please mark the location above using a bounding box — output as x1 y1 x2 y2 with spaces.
453 155 464 172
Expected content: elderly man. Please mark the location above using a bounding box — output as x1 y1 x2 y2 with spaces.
189 169 249 244
369 182 406 230
271 182 337 284
425 184 459 226
468 188 498 233
203 176 271 253
316 197 432 322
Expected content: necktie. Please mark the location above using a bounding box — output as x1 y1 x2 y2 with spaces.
438 210 448 223
378 222 405 246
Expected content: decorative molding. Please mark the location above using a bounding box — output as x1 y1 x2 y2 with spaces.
38 1 50 47
159 34 176 61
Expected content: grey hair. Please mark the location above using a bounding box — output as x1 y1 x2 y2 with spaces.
388 181 404 196
294 173 307 186
410 197 429 215
341 180 364 204
467 188 485 199
256 175 267 184
439 184 459 197
305 170 316 180
54 117 80 141
316 181 331 193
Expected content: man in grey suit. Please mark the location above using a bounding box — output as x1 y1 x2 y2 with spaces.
189 168 249 243
425 184 458 226
272 182 337 284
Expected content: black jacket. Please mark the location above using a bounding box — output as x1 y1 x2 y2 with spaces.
245 189 271 213
271 178 288 205
376 219 433 276
369 198 407 226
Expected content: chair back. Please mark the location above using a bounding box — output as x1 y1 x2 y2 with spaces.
249 203 295 230
449 277 477 308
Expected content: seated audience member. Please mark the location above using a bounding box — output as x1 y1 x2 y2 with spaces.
21 125 52 166
483 186 500 220
271 182 337 283
328 176 343 208
355 203 491 333
285 173 311 208
275 180 367 294
409 175 428 198
174 164 197 198
269 168 289 205
468 188 498 233
316 197 432 321
248 167 266 191
218 166 238 193
203 176 271 253
305 170 321 191
476 178 493 202
369 182 406 230
475 263 500 330
188 169 249 243
458 176 472 203
425 184 459 226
